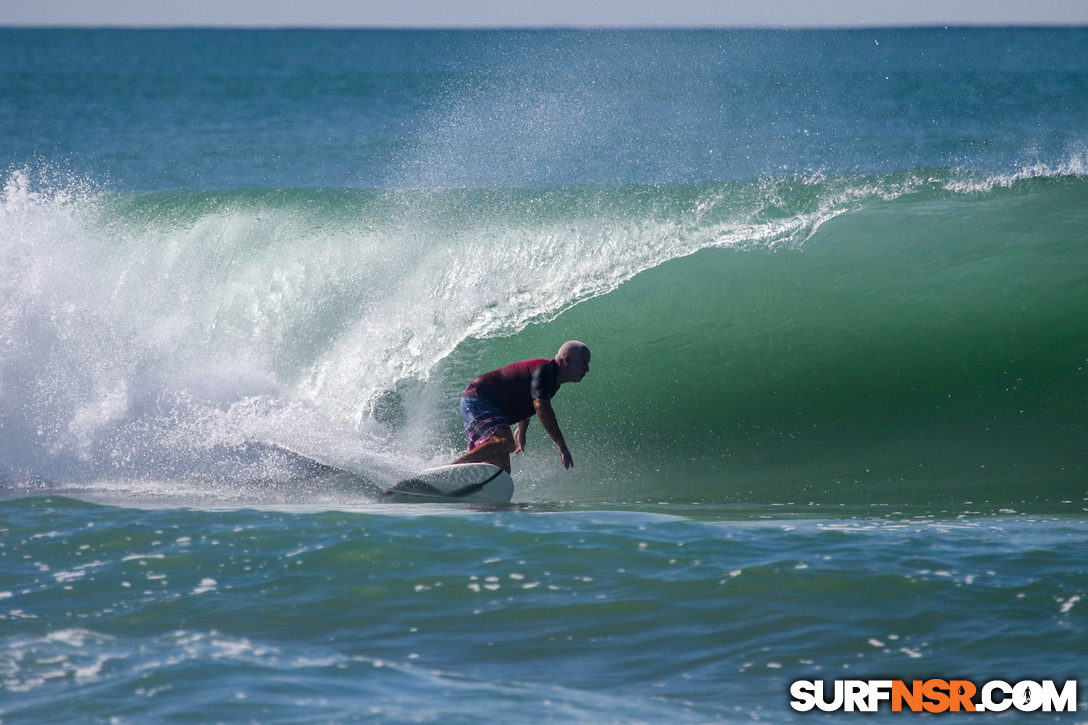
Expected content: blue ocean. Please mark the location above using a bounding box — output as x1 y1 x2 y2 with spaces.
1 28 1086 722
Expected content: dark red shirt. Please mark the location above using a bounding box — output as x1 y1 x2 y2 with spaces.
463 358 561 422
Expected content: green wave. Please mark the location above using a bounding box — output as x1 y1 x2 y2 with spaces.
440 173 1088 505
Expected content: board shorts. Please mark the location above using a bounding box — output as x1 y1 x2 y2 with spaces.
460 396 511 451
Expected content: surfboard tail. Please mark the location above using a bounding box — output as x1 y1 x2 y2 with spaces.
383 463 514 503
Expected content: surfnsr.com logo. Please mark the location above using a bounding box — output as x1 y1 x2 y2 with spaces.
789 679 1078 713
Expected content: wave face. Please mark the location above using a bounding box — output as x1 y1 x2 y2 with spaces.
3 166 1085 506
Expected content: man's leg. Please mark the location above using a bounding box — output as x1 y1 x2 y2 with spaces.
451 426 515 473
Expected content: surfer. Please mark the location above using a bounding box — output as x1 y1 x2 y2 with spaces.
451 341 591 474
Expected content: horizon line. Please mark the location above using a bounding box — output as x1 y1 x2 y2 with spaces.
3 21 1087 30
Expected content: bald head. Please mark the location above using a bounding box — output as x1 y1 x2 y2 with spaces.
555 340 590 384
557 340 589 359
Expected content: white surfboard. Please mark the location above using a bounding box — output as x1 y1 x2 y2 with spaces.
382 463 514 503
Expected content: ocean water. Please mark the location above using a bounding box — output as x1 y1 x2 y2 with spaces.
1 27 1086 722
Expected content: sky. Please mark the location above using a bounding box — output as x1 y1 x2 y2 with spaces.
4 0 1088 28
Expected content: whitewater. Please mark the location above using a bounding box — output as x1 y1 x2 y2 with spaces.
1 27 1086 723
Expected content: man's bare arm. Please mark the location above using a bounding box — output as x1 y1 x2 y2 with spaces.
533 398 573 469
